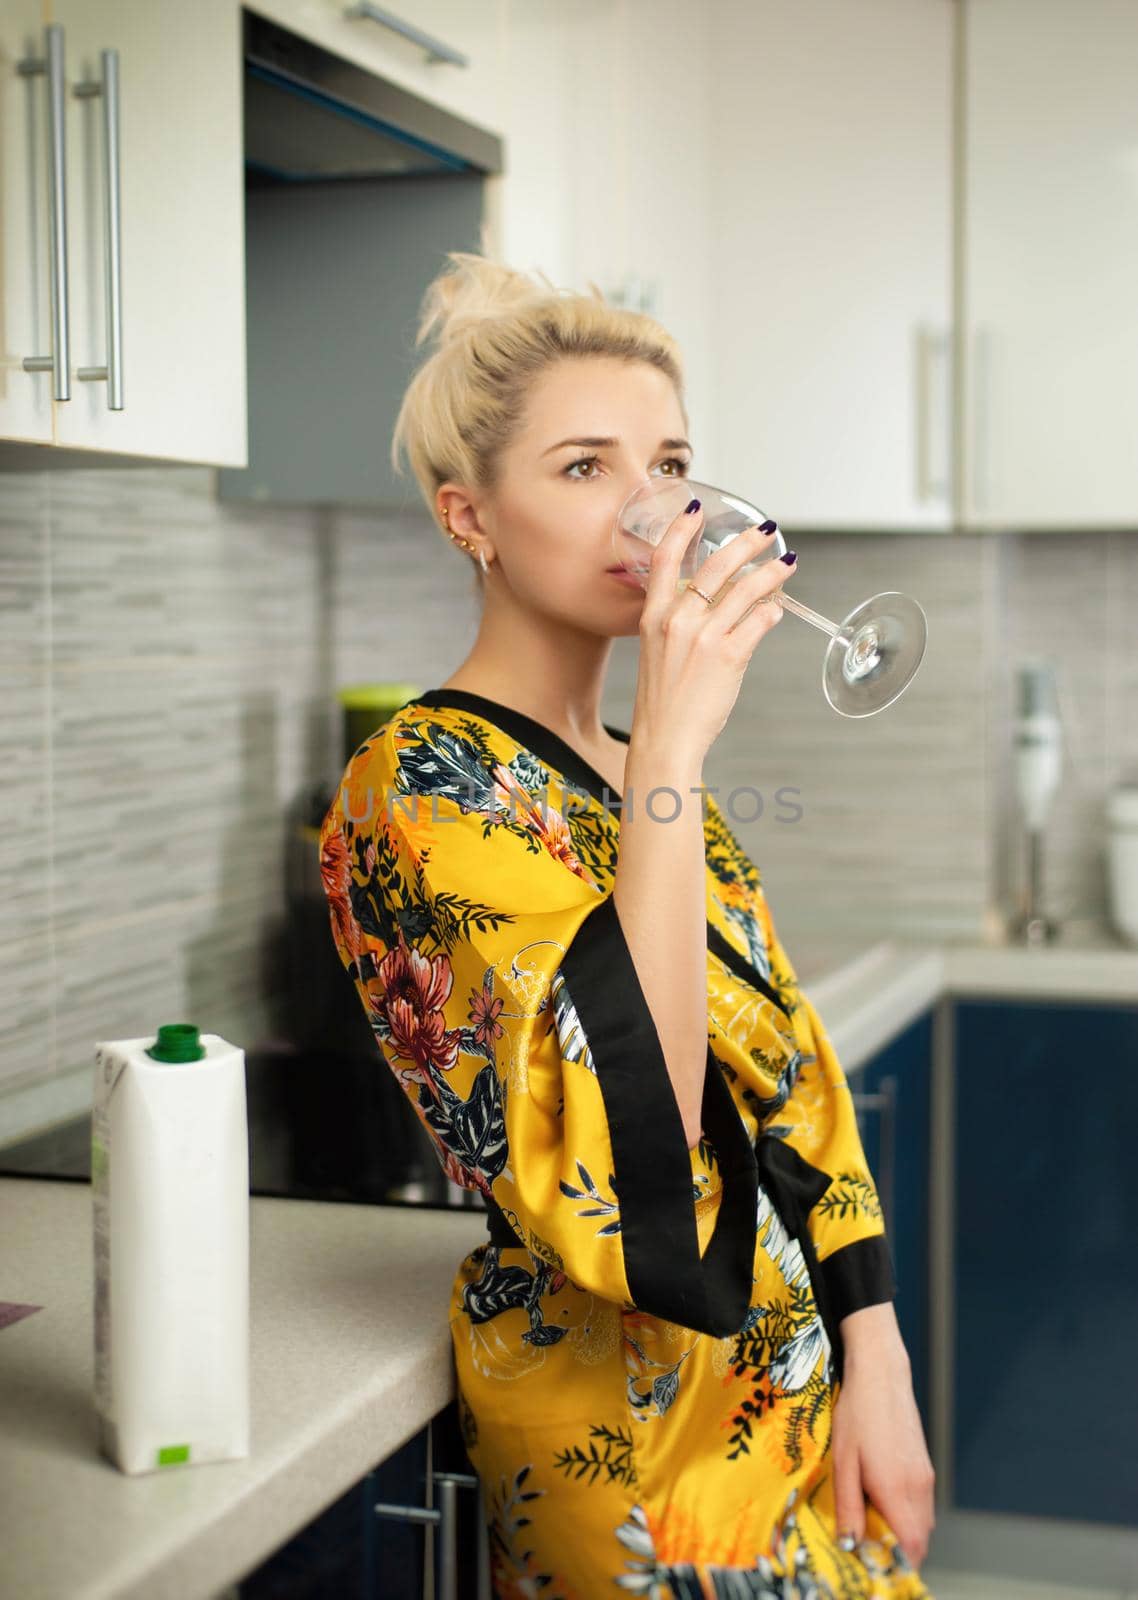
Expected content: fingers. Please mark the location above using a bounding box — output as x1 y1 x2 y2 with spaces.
702 591 785 667
642 496 704 616
690 518 781 599
890 1464 936 1569
832 1439 867 1550
692 556 794 664
709 551 796 636
862 1463 936 1571
657 521 785 633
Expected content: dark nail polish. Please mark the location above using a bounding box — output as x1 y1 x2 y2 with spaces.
779 550 797 565
685 498 701 514
759 519 778 533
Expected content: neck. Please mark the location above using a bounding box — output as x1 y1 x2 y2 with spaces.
442 593 616 745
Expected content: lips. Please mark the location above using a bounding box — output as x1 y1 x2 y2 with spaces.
605 564 627 573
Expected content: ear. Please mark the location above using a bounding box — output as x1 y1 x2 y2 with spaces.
436 484 472 529
437 484 494 560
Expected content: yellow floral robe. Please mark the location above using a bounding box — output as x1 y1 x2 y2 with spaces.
319 687 934 1600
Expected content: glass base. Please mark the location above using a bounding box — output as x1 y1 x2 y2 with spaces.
822 592 928 717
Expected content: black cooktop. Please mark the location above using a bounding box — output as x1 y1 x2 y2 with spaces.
0 1040 488 1219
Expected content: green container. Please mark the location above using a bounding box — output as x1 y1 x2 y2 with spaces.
338 682 422 766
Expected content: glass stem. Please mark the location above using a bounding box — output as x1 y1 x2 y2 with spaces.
778 592 844 639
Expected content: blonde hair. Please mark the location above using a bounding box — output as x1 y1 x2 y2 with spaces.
390 252 687 585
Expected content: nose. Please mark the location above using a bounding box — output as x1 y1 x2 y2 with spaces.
616 471 656 513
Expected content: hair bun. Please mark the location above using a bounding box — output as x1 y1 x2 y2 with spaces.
390 249 683 537
414 251 563 350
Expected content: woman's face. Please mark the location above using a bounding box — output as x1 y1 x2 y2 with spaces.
461 355 693 635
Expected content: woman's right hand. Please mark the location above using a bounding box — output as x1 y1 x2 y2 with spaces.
630 498 796 761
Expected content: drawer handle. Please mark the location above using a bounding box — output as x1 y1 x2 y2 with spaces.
74 48 124 410
376 1470 485 1600
342 3 469 68
916 326 950 504
19 24 71 401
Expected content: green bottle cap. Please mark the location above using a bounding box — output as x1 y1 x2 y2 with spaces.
146 1024 206 1063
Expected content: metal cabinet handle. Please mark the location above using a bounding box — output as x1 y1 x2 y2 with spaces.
342 2 469 67
916 327 951 504
851 1074 898 1238
74 48 124 410
18 24 71 401
376 1469 483 1600
971 324 992 515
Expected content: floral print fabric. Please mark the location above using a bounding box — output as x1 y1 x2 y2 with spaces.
319 689 932 1598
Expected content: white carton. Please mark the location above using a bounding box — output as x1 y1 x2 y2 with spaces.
92 1025 250 1474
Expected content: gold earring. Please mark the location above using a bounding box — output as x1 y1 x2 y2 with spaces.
441 507 474 553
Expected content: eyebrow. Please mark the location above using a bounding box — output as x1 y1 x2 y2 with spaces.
541 435 693 457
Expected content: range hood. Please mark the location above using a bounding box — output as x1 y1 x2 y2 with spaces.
218 10 504 508
242 7 503 185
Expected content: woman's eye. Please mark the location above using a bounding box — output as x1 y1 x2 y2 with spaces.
564 455 691 480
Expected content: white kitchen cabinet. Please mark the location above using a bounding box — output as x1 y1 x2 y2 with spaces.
487 0 577 290
45 0 246 465
960 0 1138 529
706 0 955 531
1 0 55 444
2 0 245 465
485 0 719 476
249 0 506 135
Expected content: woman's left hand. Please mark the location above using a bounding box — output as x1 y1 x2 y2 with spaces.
830 1305 936 1570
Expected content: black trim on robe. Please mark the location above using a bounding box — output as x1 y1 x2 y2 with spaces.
706 919 792 1019
559 893 759 1338
819 1234 898 1328
480 892 759 1339
407 688 633 813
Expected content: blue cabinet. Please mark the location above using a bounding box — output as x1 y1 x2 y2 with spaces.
952 999 1138 1527
850 1009 934 1442
237 1402 483 1598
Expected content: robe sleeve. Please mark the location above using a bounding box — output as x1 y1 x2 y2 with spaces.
317 718 760 1338
757 898 898 1327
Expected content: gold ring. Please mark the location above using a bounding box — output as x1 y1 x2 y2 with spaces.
688 584 716 605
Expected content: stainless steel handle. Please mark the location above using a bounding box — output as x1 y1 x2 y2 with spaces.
916 327 950 503
475 1478 491 1600
342 2 469 67
851 1074 897 1238
971 324 992 515
74 48 123 410
374 1499 441 1524
434 1472 459 1600
375 1468 480 1600
18 24 71 401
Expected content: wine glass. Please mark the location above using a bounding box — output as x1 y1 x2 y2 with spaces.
613 478 927 718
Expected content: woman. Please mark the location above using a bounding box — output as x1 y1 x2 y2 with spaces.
319 253 935 1597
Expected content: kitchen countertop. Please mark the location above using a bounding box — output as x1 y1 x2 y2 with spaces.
2 928 1135 1599
0 1181 486 1600
794 926 1138 1073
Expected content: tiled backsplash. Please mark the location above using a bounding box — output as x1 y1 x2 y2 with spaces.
3 464 1136 1135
